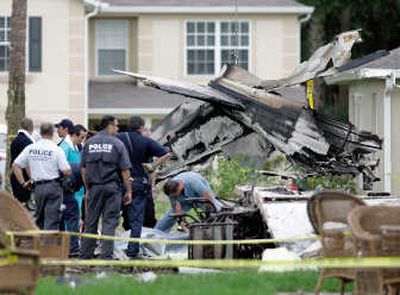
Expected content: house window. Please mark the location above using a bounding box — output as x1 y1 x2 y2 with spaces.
186 22 215 75
0 17 11 72
220 21 249 70
0 16 42 72
186 21 250 75
96 20 129 76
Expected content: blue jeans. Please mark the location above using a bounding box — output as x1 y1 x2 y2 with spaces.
63 192 80 253
154 208 176 233
126 181 152 257
155 203 192 233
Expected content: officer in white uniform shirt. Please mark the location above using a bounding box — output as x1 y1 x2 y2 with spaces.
13 122 71 230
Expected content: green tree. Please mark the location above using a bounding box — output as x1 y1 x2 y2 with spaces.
299 0 400 119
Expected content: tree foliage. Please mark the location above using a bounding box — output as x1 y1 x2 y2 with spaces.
298 0 400 120
299 0 400 60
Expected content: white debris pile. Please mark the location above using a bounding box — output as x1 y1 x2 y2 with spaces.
259 247 311 272
136 272 158 283
178 267 223 274
114 227 189 260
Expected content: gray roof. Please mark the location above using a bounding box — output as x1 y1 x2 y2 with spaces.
89 81 187 109
339 47 400 72
101 0 306 7
325 47 400 84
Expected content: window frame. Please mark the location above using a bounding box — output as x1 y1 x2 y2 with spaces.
95 19 130 77
0 16 11 72
184 19 251 77
0 15 42 73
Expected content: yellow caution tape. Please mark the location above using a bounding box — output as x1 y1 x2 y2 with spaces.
0 249 11 256
37 257 400 271
8 254 19 265
306 79 314 109
0 254 19 267
6 230 320 246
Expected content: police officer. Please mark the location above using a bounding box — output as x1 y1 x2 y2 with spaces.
80 115 132 260
117 116 170 259
12 122 71 230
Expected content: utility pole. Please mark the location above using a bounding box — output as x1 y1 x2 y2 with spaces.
5 0 27 189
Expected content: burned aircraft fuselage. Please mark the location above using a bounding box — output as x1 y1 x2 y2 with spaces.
146 65 381 187
117 30 382 187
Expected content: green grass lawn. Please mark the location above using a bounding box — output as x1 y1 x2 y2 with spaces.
37 271 353 295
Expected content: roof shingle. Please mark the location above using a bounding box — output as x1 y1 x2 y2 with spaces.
338 47 400 73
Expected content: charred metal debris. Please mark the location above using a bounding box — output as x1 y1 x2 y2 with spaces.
117 30 382 188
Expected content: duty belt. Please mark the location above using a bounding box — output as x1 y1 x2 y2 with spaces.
34 178 61 186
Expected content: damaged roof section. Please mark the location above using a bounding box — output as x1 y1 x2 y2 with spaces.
118 30 382 187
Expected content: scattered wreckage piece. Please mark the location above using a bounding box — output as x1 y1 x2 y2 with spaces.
260 30 362 90
112 198 271 260
236 186 400 258
171 197 272 259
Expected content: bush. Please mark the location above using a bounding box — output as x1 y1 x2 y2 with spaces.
205 157 255 199
205 154 358 199
294 174 357 194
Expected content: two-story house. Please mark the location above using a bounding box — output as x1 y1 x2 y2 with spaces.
0 0 313 129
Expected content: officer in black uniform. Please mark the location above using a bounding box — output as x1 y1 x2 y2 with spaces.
80 115 132 260
117 116 170 259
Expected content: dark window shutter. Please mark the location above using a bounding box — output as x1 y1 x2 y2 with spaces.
29 17 42 72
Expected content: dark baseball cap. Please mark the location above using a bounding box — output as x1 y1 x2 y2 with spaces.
55 118 74 130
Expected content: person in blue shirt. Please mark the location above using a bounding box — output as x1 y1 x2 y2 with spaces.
55 118 74 146
117 116 170 259
59 124 87 256
61 124 87 213
155 171 223 233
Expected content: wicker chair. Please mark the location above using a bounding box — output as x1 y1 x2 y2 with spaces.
348 206 400 295
0 190 69 272
307 190 366 295
0 248 40 295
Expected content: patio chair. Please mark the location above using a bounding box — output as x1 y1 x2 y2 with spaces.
307 190 366 295
0 190 69 274
348 206 400 295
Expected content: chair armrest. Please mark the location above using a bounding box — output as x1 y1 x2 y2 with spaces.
352 231 381 243
36 230 65 236
11 248 40 257
185 197 217 212
169 213 199 223
185 198 210 204
7 232 41 252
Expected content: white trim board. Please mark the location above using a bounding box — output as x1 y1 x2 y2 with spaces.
99 6 314 15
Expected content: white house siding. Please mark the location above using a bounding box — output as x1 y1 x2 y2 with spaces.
348 80 387 193
88 13 301 84
0 0 86 126
135 14 300 84
390 87 400 194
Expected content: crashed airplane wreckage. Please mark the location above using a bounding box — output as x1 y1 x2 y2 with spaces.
113 30 383 260
117 30 382 188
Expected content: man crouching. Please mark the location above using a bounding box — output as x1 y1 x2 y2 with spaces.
155 171 222 233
